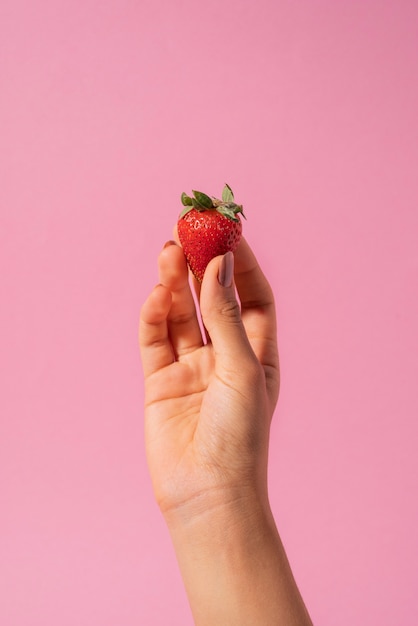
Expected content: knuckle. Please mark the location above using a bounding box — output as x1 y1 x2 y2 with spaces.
218 297 241 323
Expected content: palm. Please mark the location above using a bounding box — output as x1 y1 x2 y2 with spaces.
144 345 212 507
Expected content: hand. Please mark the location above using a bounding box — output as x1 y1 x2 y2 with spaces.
139 239 313 625
139 238 279 519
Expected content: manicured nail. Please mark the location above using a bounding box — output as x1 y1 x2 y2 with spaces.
218 251 234 288
163 240 177 249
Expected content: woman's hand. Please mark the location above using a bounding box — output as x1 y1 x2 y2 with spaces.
139 238 279 519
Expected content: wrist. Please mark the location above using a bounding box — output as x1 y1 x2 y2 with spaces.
163 483 274 552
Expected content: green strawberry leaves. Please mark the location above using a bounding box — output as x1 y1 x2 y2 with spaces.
179 184 245 221
222 183 234 203
181 192 193 206
192 190 214 209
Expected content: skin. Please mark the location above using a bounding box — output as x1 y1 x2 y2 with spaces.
139 238 313 625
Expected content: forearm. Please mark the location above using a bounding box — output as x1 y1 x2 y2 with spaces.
165 490 313 626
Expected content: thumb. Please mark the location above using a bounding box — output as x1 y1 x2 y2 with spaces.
200 252 257 371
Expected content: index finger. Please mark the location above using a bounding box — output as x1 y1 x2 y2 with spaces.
234 238 276 316
234 237 280 407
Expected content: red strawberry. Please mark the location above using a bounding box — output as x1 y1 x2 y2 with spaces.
177 184 245 282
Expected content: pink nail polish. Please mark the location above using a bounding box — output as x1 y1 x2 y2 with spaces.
218 251 234 287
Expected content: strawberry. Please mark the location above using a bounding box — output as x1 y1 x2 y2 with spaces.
177 184 245 282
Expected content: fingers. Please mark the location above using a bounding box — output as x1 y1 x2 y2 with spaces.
165 229 278 389
200 240 280 412
158 242 203 357
234 238 280 409
234 238 278 350
234 238 276 323
199 252 258 374
139 284 174 377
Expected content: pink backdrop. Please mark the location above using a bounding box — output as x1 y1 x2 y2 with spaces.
1 1 417 624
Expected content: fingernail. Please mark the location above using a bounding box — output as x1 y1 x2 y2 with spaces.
163 240 177 249
218 251 234 288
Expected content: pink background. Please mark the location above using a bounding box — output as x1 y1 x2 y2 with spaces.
1 0 417 624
